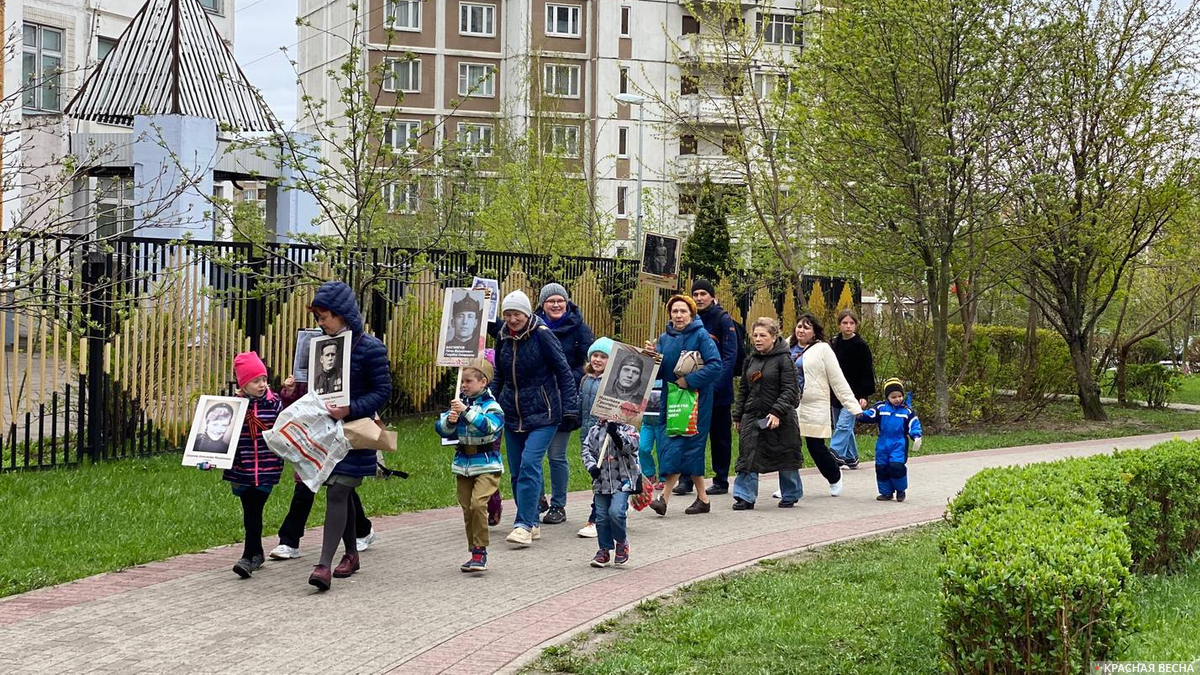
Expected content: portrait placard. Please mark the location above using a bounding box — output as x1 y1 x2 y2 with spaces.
638 232 682 290
181 396 250 468
308 332 352 407
436 287 488 367
471 276 500 323
292 328 325 383
591 342 661 426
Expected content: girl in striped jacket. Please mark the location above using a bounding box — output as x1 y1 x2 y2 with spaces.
223 351 283 578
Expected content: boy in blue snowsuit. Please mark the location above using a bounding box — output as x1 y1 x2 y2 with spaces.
858 378 923 502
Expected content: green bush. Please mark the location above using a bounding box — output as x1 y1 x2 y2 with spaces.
941 503 1133 674
941 439 1200 673
1128 338 1171 365
1124 363 1182 409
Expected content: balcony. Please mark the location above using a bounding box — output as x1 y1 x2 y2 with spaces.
678 94 741 126
673 154 743 184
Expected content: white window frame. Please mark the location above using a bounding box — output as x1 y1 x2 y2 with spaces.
760 13 801 46
545 4 582 38
459 3 496 37
619 66 629 95
385 120 421 153
97 36 118 62
457 122 495 156
617 186 629 218
544 124 580 158
617 127 629 158
543 63 581 99
23 23 63 113
384 182 420 214
620 6 631 38
458 63 495 97
385 0 422 31
384 58 421 93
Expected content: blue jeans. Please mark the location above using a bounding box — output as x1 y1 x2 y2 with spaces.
505 425 558 530
830 405 859 463
545 430 572 508
639 422 666 479
594 491 629 550
733 470 803 504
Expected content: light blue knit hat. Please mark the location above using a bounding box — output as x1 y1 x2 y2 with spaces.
588 337 615 357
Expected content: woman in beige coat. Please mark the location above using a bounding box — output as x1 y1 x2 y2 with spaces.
787 312 863 497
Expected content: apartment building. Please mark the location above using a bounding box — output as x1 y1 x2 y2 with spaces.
296 0 804 250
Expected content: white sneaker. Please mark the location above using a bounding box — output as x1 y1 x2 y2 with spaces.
577 523 598 538
507 527 533 546
830 477 844 497
531 525 541 540
356 529 377 551
771 489 782 499
268 544 300 560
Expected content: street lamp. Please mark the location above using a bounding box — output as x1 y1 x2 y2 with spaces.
615 93 646 255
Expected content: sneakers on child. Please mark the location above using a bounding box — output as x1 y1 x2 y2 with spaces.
896 490 907 502
355 529 377 552
269 544 301 560
577 522 598 538
506 527 533 547
232 554 264 578
543 506 566 525
615 541 630 566
461 547 488 573
830 477 845 497
591 549 611 568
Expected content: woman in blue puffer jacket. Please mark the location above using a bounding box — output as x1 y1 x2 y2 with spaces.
491 290 579 547
305 281 392 591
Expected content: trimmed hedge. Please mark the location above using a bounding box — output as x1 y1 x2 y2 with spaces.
940 439 1200 673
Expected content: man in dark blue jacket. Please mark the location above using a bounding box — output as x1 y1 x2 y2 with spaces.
674 278 739 496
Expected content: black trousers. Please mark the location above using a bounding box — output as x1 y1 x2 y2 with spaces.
277 481 372 548
679 403 733 490
803 436 843 484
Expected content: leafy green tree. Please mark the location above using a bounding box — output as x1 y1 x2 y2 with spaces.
682 179 733 280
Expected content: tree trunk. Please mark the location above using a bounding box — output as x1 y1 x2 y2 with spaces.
1115 345 1130 406
1018 290 1039 400
1067 336 1107 421
929 263 950 431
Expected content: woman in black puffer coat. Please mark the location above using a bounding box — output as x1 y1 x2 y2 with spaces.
731 317 802 509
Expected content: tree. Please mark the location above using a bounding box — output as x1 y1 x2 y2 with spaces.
682 179 733 280
1001 0 1200 420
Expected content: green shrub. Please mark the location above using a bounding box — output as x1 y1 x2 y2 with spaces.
941 502 1133 674
1129 338 1171 365
1104 441 1200 573
1124 364 1182 409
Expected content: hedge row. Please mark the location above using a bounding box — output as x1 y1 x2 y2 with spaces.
940 439 1200 673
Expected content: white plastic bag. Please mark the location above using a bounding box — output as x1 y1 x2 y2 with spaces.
263 392 351 492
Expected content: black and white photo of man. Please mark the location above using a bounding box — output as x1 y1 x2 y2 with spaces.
642 235 677 276
445 291 482 355
312 338 344 396
606 352 647 401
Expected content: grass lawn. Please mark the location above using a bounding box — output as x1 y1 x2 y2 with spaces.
1175 375 1200 405
2 401 1198 598
531 525 1200 674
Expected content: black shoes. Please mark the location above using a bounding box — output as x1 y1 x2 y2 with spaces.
684 498 711 515
233 554 265 578
778 500 796 508
705 483 729 496
539 495 550 513
896 490 907 502
542 506 566 524
732 498 754 510
672 483 693 496
649 497 667 516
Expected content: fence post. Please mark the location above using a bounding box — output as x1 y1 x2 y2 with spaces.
370 248 387 340
82 249 111 462
245 251 266 354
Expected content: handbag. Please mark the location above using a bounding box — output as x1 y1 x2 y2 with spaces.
674 350 703 377
665 383 700 437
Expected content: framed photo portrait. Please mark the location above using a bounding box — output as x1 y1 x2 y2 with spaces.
181 396 250 468
638 232 682 290
436 287 488 367
591 342 661 426
308 332 352 407
471 276 500 324
292 328 325 383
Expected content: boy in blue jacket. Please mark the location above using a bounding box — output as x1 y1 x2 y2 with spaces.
437 356 505 572
858 378 923 502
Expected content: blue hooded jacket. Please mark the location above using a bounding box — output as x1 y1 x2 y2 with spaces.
491 315 580 432
535 301 595 388
311 281 392 478
652 315 723 437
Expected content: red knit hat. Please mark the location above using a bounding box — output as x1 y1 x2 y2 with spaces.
234 352 268 388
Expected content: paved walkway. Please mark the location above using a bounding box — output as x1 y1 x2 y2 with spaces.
3 430 1198 675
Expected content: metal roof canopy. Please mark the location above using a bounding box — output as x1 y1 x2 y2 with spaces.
65 0 275 132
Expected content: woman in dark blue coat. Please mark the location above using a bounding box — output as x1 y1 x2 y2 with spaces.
533 282 595 525
491 290 580 547
643 295 722 517
305 281 392 591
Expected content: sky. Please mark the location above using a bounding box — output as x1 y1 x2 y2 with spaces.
232 0 299 127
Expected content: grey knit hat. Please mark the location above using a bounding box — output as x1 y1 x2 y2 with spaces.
538 282 570 307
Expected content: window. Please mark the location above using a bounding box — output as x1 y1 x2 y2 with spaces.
679 191 698 215
458 123 494 155
23 24 63 112
722 133 744 156
754 72 793 99
386 0 421 30
544 63 581 98
722 73 745 96
680 73 699 96
97 37 118 62
545 4 581 37
679 135 697 155
544 125 580 158
384 58 421 93
759 13 802 46
96 178 133 239
459 3 496 36
198 0 222 14
458 63 495 97
384 183 419 213
619 66 629 95
620 6 631 37
682 15 700 35
617 186 629 218
617 127 629 158
385 120 421 153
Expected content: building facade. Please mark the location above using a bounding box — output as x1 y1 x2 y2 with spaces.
297 0 805 252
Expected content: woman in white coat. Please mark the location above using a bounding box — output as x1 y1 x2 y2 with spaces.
787 312 863 497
